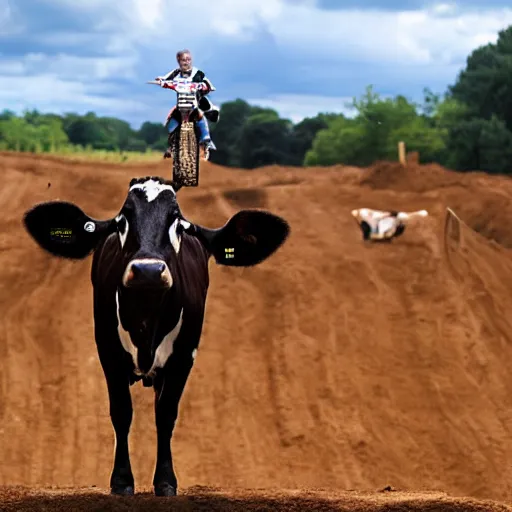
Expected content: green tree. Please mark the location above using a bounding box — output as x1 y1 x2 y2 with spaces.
305 86 444 166
288 114 334 166
209 99 254 167
36 119 69 152
387 117 445 163
237 110 294 168
304 117 367 166
138 121 165 146
97 117 135 151
443 116 512 173
353 86 419 160
65 116 111 149
449 26 512 131
0 109 15 121
0 117 35 151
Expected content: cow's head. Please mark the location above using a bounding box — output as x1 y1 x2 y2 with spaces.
23 175 290 284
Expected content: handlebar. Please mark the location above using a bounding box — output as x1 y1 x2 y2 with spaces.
146 79 202 92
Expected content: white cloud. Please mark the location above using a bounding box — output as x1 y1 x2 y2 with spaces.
430 3 457 16
11 1 512 64
2 0 512 126
0 74 147 116
208 0 283 38
0 0 9 25
0 0 24 37
37 0 114 12
39 32 106 48
4 53 138 80
132 0 163 29
109 1 512 82
0 59 24 74
265 4 512 65
246 94 356 123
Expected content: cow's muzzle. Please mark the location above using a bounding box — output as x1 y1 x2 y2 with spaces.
122 258 173 289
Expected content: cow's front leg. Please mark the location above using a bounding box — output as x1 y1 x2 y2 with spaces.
152 354 194 496
98 347 135 496
108 376 134 495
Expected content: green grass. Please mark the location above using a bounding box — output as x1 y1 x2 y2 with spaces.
0 145 163 164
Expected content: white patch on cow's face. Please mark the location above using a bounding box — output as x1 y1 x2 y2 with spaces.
115 214 129 248
129 179 175 202
169 219 181 254
147 308 184 376
168 219 192 254
115 291 141 375
192 348 197 360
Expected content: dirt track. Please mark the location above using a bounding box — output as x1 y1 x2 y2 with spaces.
2 152 512 511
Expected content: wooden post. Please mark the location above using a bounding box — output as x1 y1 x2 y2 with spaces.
398 141 406 165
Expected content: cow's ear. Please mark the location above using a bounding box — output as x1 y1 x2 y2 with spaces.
192 210 290 267
23 201 116 259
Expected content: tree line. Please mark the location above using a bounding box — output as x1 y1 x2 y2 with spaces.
1 25 512 174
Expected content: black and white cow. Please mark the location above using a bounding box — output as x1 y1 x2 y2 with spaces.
22 176 290 497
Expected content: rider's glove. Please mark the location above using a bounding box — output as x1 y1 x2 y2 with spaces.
195 82 208 93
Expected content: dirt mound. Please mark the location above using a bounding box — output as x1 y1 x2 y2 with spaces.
222 187 268 208
1 486 511 511
359 160 465 192
2 153 512 510
357 160 512 247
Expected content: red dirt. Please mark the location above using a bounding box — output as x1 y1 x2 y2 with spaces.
2 151 512 511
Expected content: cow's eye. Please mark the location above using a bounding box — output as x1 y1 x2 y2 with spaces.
115 213 130 248
169 218 182 254
115 214 127 230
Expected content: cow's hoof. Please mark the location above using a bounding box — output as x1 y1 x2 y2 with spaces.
154 483 177 496
111 485 134 496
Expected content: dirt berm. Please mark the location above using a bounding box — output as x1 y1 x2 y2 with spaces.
1 152 512 511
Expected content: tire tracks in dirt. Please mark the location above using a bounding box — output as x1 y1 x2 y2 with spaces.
3 154 512 507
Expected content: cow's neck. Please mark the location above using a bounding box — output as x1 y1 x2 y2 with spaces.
117 286 182 376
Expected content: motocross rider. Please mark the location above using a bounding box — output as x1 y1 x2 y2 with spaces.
155 49 218 158
351 208 428 241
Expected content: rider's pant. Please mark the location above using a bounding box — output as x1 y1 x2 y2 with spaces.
166 114 211 143
166 117 179 134
196 116 211 142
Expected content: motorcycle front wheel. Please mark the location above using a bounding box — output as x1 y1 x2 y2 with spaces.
172 121 199 188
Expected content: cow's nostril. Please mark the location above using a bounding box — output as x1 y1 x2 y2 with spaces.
126 261 171 288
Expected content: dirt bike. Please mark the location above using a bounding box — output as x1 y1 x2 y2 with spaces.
147 78 216 189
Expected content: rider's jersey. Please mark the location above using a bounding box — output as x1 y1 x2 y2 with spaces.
376 216 398 235
352 208 400 235
159 67 215 94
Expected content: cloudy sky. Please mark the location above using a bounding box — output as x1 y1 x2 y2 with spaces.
1 0 511 128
